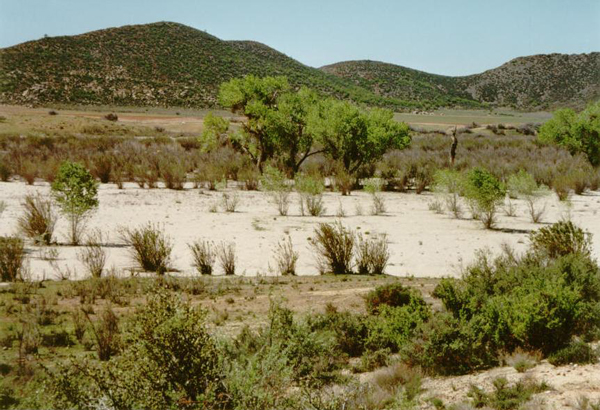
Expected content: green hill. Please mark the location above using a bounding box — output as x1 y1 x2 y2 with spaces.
321 53 600 110
0 22 432 110
1 22 597 110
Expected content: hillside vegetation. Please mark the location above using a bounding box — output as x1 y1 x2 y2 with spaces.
322 52 600 110
1 21 598 110
0 22 427 110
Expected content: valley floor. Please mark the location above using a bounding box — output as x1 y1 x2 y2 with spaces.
1 182 599 281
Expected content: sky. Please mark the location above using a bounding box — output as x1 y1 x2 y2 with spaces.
0 0 598 76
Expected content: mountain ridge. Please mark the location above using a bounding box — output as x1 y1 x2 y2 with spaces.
1 21 597 110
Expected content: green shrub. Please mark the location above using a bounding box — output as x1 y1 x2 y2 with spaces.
51 161 99 245
468 377 548 410
356 233 390 275
296 173 325 216
189 239 215 275
507 170 547 223
218 241 236 275
261 165 291 216
17 194 57 245
119 223 173 274
311 222 354 274
364 178 386 215
529 220 592 258
48 291 224 409
0 236 25 282
433 169 464 218
463 168 506 229
77 230 107 278
274 236 299 276
365 283 425 315
548 339 598 366
366 303 430 352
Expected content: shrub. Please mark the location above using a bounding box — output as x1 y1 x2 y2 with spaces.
333 164 354 195
468 377 548 410
0 236 25 282
529 220 592 258
189 239 215 275
218 241 236 275
51 161 99 245
433 169 464 218
160 160 187 190
85 306 120 361
119 223 173 274
274 236 299 276
220 192 240 212
48 292 224 409
17 194 57 245
422 229 600 374
463 168 506 229
261 165 291 216
507 170 547 223
296 173 325 216
77 230 107 278
548 339 598 366
238 166 260 190
311 222 355 274
356 233 390 275
104 113 118 122
364 179 386 215
20 160 38 185
365 283 425 315
0 159 11 181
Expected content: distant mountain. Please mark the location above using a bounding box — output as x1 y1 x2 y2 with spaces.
321 53 600 110
1 22 597 110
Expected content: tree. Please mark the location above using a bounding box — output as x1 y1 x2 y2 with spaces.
219 75 290 172
308 99 411 174
539 101 600 166
51 161 99 245
199 112 230 152
270 87 323 175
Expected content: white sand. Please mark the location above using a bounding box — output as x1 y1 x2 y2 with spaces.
1 181 599 281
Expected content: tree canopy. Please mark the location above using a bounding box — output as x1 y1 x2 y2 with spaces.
218 75 411 175
539 101 600 166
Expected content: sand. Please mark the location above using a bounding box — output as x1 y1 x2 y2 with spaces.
1 181 599 281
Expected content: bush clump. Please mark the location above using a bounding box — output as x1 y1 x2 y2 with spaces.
0 236 25 282
547 339 598 366
311 221 355 274
17 194 57 245
529 220 592 258
365 283 425 315
119 223 173 274
463 168 506 229
407 222 600 375
189 239 215 275
355 233 390 275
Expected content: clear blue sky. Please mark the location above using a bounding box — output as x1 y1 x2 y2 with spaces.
1 0 598 76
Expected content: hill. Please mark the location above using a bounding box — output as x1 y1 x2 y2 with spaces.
0 22 432 110
321 53 600 110
0 22 597 110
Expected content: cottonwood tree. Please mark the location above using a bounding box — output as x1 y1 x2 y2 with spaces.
218 75 290 172
308 99 411 174
539 101 600 166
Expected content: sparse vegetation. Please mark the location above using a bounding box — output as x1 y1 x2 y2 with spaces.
51 161 99 245
17 194 57 245
0 236 25 281
119 223 173 274
189 239 216 275
311 221 355 274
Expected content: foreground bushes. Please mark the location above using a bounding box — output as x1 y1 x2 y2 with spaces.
406 223 600 375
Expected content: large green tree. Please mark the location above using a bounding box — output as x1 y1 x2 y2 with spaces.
218 75 290 172
539 101 600 166
308 99 411 173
